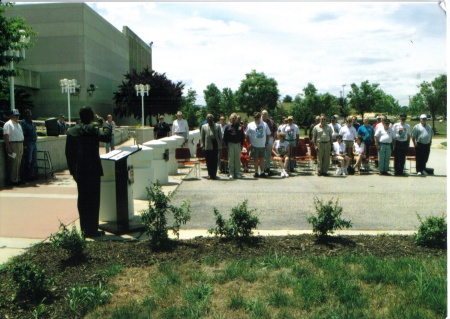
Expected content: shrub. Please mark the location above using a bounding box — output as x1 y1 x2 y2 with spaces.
208 200 260 239
8 262 51 301
49 223 86 257
306 197 352 238
140 181 191 248
68 283 112 314
416 214 447 248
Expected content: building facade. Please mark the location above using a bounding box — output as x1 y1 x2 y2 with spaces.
5 3 152 123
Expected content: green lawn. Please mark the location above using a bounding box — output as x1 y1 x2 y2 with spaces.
88 254 446 319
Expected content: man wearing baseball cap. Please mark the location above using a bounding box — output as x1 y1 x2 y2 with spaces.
3 109 25 186
411 114 433 175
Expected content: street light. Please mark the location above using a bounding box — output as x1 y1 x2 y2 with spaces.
60 78 78 124
342 84 346 104
5 29 30 111
134 84 150 127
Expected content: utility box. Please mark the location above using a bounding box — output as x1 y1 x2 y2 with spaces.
45 118 59 136
99 149 143 234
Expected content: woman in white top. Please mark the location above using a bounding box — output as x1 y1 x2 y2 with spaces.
272 132 290 178
352 135 366 175
332 135 350 175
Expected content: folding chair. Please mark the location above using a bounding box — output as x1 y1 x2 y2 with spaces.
406 147 416 172
368 145 378 168
175 148 200 179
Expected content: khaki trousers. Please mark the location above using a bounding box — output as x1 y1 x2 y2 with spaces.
7 142 24 183
317 142 331 174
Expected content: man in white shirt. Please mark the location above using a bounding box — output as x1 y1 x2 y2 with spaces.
392 114 410 176
3 109 25 186
246 112 271 178
281 116 300 172
262 110 277 175
329 115 341 142
171 111 189 146
339 117 357 158
374 118 394 175
411 114 433 175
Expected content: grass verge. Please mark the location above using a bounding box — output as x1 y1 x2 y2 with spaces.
87 254 446 319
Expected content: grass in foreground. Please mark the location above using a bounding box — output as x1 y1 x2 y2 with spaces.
87 254 446 319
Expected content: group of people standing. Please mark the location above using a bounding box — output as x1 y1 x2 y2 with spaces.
196 110 434 180
313 113 433 176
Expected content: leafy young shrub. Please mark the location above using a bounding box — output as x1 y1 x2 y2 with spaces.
68 283 112 314
306 197 352 238
49 223 86 257
416 214 447 248
208 200 260 239
8 262 51 301
140 181 191 248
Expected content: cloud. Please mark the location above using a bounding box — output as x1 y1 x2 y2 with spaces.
87 2 446 107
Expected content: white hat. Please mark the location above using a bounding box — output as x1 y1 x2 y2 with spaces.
420 114 427 119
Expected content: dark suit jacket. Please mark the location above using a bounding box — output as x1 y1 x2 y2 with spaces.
201 123 222 150
65 123 112 180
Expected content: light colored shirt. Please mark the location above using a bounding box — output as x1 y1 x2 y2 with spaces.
246 121 271 148
339 125 357 141
313 124 332 143
330 122 342 141
375 126 393 143
281 124 300 141
171 119 189 134
354 142 365 155
3 120 24 142
411 123 433 144
392 122 410 142
333 141 346 155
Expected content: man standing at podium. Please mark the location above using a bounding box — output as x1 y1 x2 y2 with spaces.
65 106 112 238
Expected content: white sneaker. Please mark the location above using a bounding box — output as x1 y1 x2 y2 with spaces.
342 170 346 176
280 171 285 177
336 168 341 175
236 174 243 179
422 170 428 176
228 175 234 180
417 172 422 175
344 168 348 175
285 171 289 178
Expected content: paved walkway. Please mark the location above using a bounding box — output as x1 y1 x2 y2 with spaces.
0 138 447 264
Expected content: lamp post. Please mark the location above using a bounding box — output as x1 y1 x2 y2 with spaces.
60 78 78 124
342 84 346 105
134 84 150 127
6 30 30 111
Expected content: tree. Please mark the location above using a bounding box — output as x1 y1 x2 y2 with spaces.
409 74 447 132
374 92 402 116
0 2 36 120
180 88 201 129
113 67 184 126
203 83 222 118
347 80 382 119
407 94 426 116
235 70 279 116
220 87 237 117
282 95 293 103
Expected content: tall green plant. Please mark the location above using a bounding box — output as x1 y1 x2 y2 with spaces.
416 214 447 248
140 181 190 248
306 197 352 238
208 200 260 239
49 223 86 258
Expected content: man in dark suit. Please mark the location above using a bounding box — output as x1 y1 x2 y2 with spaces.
201 114 222 180
65 106 112 237
57 114 66 135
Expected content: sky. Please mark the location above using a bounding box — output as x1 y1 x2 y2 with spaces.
86 2 446 107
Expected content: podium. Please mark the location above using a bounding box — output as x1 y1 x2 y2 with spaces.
99 148 145 234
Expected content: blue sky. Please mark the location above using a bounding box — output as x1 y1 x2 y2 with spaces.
87 2 446 107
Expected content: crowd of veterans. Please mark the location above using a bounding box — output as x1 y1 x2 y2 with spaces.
197 111 433 179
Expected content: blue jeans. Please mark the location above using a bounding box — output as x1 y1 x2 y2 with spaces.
24 141 37 179
105 135 115 153
378 143 391 173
